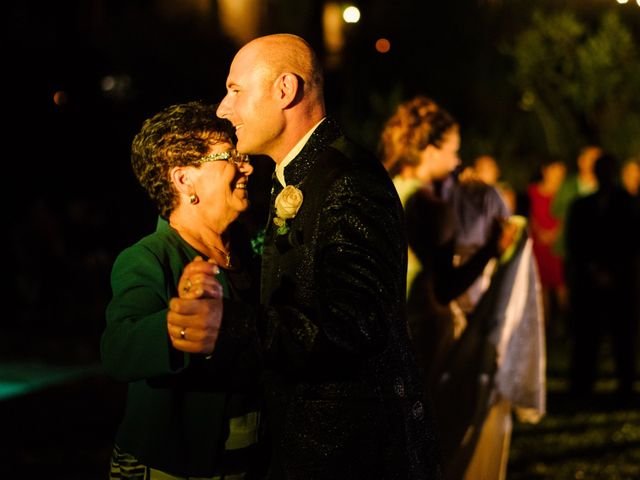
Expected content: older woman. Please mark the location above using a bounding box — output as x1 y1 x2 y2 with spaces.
101 102 263 479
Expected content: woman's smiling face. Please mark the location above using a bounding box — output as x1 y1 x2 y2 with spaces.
190 140 254 225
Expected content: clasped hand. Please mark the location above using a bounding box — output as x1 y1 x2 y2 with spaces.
167 256 224 355
492 217 519 255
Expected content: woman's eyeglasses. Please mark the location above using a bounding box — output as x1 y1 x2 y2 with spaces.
196 150 249 166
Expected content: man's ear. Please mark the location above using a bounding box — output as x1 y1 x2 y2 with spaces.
275 72 300 108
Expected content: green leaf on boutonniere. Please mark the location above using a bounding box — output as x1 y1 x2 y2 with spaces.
250 228 266 256
273 215 290 236
276 222 289 236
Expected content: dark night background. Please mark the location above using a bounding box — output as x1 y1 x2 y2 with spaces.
2 0 640 477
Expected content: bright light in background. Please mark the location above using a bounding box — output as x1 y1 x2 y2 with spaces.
616 0 628 3
519 90 535 111
53 91 68 106
343 5 360 23
218 0 261 46
375 38 391 54
101 75 116 92
323 2 344 57
101 74 133 100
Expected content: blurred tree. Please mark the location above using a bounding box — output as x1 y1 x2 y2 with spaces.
506 10 640 161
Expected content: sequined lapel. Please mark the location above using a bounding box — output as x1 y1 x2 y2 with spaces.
283 118 343 187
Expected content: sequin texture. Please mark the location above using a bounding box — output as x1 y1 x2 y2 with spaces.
259 118 442 479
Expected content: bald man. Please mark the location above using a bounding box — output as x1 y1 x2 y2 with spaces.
214 33 441 478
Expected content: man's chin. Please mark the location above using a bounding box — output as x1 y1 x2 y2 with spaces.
235 137 249 153
235 138 258 156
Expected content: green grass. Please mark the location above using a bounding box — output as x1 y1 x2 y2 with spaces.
508 335 640 479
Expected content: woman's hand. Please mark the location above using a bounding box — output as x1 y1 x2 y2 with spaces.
498 219 519 254
178 256 223 299
168 256 224 355
488 217 519 256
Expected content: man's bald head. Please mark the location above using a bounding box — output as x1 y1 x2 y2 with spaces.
217 34 326 161
239 34 325 106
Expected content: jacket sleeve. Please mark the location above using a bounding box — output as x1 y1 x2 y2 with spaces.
101 244 184 382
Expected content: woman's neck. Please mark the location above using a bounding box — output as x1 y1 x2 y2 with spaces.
169 216 231 266
400 165 432 184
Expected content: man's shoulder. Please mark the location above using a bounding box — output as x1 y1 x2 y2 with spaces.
329 135 376 161
323 136 387 179
315 140 394 198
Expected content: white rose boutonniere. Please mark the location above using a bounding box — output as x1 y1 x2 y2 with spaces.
273 185 303 235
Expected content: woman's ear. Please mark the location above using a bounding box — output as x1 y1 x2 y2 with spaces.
275 72 300 108
423 143 445 167
422 144 438 161
170 166 194 197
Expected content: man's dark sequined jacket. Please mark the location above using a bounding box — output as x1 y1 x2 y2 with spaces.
259 118 442 479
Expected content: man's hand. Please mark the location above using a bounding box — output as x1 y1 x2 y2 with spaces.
167 256 224 355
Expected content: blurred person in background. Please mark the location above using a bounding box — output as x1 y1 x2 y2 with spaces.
621 156 640 197
527 159 568 338
380 95 544 480
551 145 601 260
472 154 517 214
565 152 640 401
380 97 506 391
473 155 501 186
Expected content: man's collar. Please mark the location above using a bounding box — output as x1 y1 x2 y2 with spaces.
275 117 326 187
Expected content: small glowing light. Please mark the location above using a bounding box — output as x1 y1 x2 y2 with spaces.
375 38 391 54
101 75 116 92
519 90 535 111
617 0 628 4
343 6 360 23
101 74 133 100
53 90 68 106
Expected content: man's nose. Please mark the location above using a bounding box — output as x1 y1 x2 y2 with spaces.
216 96 230 119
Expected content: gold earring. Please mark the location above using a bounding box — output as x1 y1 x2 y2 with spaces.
189 194 199 205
